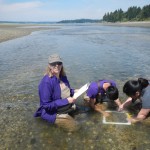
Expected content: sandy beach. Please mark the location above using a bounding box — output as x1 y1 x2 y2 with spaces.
0 21 150 43
0 23 60 43
101 21 150 28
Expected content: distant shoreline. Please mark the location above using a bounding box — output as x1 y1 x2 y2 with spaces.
0 21 150 43
101 21 150 28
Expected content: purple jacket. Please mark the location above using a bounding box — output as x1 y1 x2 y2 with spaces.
34 75 74 124
86 79 116 99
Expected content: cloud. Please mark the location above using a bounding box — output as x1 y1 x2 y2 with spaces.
0 1 46 21
0 1 42 12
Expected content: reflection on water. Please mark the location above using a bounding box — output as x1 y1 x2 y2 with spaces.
0 24 150 149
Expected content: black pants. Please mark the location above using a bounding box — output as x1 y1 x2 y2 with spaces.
57 104 76 114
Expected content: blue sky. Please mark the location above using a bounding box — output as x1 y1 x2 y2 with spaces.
0 0 149 22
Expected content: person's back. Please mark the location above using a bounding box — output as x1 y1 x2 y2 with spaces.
141 84 150 109
84 79 122 116
120 78 150 123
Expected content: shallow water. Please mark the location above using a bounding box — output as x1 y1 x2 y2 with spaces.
0 24 150 150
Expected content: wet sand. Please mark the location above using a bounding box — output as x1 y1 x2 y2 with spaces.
0 23 59 43
101 21 150 28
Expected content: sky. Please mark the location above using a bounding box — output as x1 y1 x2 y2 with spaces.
0 0 149 22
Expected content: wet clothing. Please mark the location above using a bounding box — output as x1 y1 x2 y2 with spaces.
34 75 74 124
141 85 150 109
55 114 79 132
86 80 116 101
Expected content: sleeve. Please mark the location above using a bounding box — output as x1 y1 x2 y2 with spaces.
86 83 98 98
142 90 150 109
111 80 116 87
39 81 69 112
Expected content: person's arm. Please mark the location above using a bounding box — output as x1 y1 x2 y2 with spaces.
127 108 150 123
39 82 70 111
89 98 96 109
118 97 132 111
114 98 122 107
89 98 110 117
67 97 76 103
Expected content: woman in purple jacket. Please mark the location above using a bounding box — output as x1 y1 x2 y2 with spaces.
34 54 78 131
84 80 122 117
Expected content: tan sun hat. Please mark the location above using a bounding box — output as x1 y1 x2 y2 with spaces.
48 54 62 64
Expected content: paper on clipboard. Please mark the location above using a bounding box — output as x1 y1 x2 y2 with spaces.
73 82 90 99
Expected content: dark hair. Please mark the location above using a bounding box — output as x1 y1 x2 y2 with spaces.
106 86 119 101
123 80 142 97
138 78 149 89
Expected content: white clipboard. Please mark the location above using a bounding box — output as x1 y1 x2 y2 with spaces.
73 82 90 99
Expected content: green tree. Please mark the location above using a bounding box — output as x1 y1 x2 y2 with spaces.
102 4 150 22
140 5 150 19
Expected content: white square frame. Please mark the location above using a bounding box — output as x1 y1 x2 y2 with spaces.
102 111 131 125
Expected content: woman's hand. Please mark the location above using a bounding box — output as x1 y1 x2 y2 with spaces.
126 117 140 124
103 111 110 117
118 97 132 111
67 97 76 104
118 104 124 111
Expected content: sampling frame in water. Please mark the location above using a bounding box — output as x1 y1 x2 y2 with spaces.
102 111 131 125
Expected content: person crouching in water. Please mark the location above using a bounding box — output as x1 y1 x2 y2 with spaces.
34 54 78 131
119 78 150 123
84 80 122 117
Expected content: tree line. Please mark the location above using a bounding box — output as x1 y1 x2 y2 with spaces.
57 19 101 23
103 4 150 22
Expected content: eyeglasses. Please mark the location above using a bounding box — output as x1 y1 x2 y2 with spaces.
50 62 62 66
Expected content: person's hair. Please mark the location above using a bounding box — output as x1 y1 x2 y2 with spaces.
138 78 149 89
44 65 66 77
123 78 149 97
123 80 142 97
106 86 119 101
